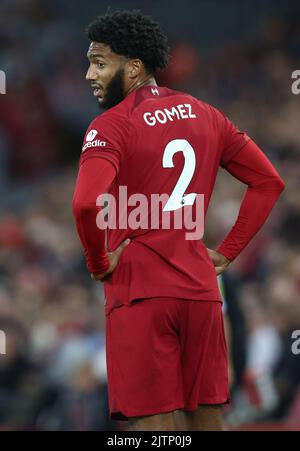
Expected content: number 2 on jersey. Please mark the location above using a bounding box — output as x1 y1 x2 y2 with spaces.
162 139 197 211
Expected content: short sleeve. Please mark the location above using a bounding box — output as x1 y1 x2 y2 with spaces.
212 107 250 167
79 111 129 175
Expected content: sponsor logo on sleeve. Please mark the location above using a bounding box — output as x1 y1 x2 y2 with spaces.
82 129 107 152
86 129 98 141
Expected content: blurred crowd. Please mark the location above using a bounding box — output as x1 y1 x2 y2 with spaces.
0 0 300 431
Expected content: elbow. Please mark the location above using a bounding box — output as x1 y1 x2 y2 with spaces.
256 174 285 194
274 176 285 194
72 195 81 218
72 196 92 219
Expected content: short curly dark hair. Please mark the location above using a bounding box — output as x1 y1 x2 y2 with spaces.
86 10 170 74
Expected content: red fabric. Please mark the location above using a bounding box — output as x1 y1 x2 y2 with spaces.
74 85 283 314
77 85 251 313
106 298 229 420
72 158 116 274
217 140 285 261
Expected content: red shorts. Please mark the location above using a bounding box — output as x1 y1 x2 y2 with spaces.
106 298 229 420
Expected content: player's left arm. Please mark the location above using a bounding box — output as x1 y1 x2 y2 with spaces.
73 157 129 281
211 139 285 271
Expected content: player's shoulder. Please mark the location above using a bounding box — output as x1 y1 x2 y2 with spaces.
180 93 222 118
188 96 228 125
159 90 230 131
82 102 130 157
165 88 228 127
85 101 131 148
165 87 224 114
89 101 129 129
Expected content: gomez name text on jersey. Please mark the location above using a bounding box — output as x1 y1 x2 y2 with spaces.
143 103 197 126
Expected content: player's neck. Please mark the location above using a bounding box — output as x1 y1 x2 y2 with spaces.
125 75 157 97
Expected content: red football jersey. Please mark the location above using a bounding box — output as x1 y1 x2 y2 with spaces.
80 86 250 313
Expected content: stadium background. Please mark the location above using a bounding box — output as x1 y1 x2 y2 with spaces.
0 0 299 431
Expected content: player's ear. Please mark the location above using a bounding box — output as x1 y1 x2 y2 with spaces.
126 59 143 79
